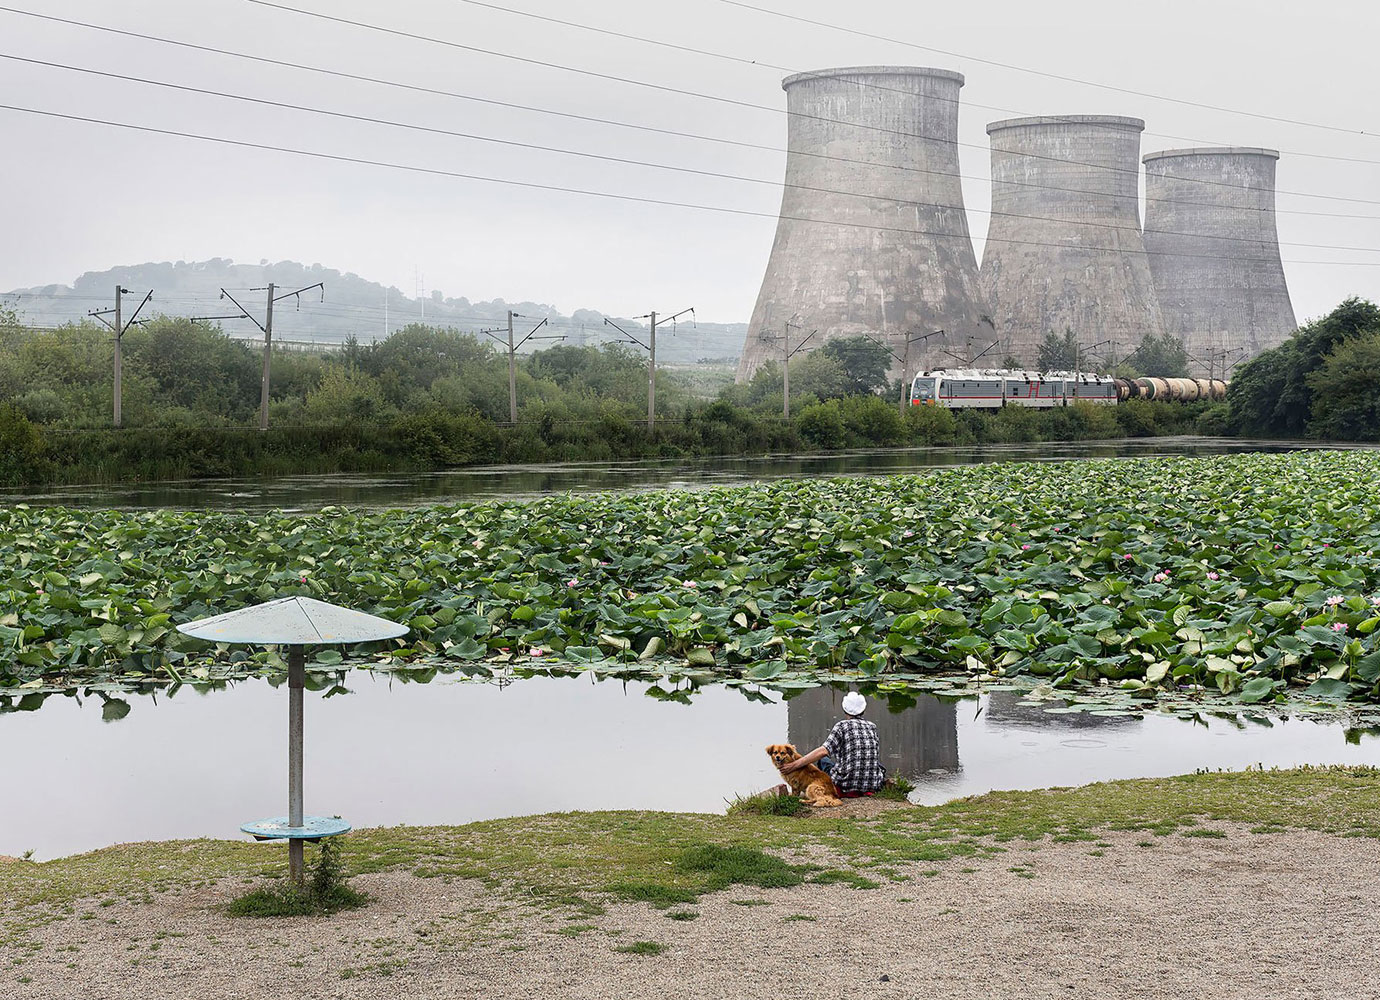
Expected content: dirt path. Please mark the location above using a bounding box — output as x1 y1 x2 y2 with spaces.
9 825 1375 1000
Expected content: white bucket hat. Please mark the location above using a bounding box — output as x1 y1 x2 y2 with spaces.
842 692 866 716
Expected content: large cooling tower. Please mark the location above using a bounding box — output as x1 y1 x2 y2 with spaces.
737 67 992 382
1142 147 1296 367
980 116 1165 362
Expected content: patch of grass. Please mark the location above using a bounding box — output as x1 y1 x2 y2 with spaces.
875 775 916 802
729 899 771 907
1181 829 1228 839
726 793 802 817
783 914 816 922
664 910 698 921
675 844 804 891
809 870 879 890
555 924 596 937
606 883 698 910
614 941 665 956
227 840 367 918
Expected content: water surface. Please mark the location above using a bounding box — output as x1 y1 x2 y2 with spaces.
5 676 1378 860
3 437 1354 511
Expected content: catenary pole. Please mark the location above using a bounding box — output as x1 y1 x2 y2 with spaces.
507 310 518 424
260 282 275 431
113 286 122 428
647 310 657 431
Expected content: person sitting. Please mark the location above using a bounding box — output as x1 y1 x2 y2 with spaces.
780 691 885 797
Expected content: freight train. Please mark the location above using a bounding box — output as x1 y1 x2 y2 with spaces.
909 369 1227 409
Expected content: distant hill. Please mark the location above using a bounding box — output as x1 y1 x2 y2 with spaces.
4 259 745 365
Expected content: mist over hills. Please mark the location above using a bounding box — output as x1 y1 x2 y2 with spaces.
4 259 745 365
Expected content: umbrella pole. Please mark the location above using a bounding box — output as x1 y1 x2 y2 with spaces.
288 646 305 885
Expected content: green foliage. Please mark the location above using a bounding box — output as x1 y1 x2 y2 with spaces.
1128 332 1190 378
614 941 666 955
819 336 892 396
227 839 366 918
727 793 803 817
674 844 804 890
1229 297 1380 438
5 451 1380 712
0 403 44 486
1306 332 1380 441
1037 329 1081 371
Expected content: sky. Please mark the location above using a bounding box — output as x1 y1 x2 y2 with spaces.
1 0 1377 325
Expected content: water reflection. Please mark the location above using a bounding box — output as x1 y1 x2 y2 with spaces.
787 685 959 777
984 691 1141 731
8 674 1380 860
1 437 1344 511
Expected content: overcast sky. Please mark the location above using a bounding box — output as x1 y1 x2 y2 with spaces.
1 0 1377 324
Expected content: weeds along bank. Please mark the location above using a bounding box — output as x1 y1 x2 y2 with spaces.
0 397 1212 487
3 450 1378 712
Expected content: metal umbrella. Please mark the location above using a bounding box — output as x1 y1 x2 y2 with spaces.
178 596 408 883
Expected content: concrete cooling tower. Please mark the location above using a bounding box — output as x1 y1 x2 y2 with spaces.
1142 147 1296 367
979 116 1165 362
737 66 992 382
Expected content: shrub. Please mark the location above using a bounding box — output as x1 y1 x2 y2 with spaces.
0 403 44 485
794 400 846 449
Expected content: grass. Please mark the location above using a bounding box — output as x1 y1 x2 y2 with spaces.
614 941 665 956
726 793 803 817
226 840 367 918
6 768 1380 927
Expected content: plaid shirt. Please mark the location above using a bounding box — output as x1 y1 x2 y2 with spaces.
823 718 885 794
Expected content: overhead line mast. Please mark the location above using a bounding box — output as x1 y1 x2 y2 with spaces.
192 281 324 430
86 285 152 428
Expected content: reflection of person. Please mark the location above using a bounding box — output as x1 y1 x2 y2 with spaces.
781 692 885 796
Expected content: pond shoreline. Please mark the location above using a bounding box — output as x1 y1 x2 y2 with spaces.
4 768 1379 998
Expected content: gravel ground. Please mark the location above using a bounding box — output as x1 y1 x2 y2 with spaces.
8 825 1377 1000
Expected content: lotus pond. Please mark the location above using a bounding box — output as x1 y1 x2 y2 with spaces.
3 449 1380 713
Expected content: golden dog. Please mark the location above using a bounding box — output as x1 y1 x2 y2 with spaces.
765 743 843 807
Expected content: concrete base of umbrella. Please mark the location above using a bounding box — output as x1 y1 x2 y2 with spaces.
178 597 407 884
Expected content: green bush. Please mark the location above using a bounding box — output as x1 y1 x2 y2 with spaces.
0 403 44 485
794 400 847 449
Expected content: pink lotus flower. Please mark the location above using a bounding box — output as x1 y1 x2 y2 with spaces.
1207 572 1220 581
1323 543 1331 549
1153 572 1169 583
530 648 545 657
1122 554 1133 561
600 561 610 566
1326 596 1345 607
1331 622 1347 632
567 579 578 587
683 580 698 588
902 530 914 538
1372 596 1380 608
1021 544 1031 550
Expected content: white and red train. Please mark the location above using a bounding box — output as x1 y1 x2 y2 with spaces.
909 369 1227 409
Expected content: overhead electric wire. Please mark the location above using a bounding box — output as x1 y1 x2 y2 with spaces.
720 0 1378 140
242 0 1380 206
452 0 1380 167
2 6 1376 223
3 101 1375 268
8 52 1376 257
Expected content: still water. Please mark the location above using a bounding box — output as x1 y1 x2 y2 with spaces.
1 437 1353 511
5 675 1379 860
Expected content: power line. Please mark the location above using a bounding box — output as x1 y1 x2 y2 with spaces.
3 102 1375 267
3 5 1376 221
7 53 1375 256
720 0 1378 140
242 0 1380 206
453 0 1380 167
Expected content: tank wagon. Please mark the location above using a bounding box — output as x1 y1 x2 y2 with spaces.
909 369 1225 408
